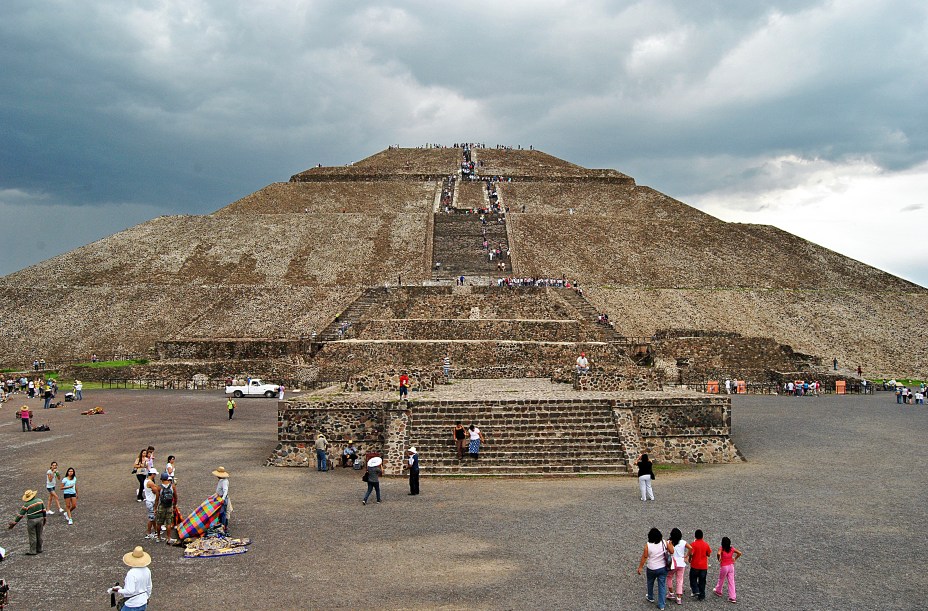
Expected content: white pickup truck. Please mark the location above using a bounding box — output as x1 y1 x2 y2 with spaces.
224 378 280 398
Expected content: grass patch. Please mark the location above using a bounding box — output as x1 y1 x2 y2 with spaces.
72 359 149 368
653 463 689 473
870 378 925 387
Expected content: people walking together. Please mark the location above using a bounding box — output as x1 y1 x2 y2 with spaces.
666 528 687 604
45 462 64 515
61 467 78 525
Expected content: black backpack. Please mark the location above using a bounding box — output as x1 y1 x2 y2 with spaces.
160 483 174 507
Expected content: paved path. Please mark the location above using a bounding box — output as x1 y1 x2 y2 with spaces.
0 389 924 609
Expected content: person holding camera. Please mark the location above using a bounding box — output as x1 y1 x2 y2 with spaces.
109 546 153 610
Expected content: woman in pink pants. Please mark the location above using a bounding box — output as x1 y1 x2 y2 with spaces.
713 536 743 603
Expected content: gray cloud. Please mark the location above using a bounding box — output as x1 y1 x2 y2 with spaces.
1 0 927 280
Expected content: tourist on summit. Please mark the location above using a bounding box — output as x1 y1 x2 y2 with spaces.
576 353 590 374
637 527 672 610
405 447 420 496
60 467 77 525
665 527 687 604
686 529 711 600
45 461 64 515
315 434 328 471
468 424 484 460
362 456 383 505
453 421 467 460
713 536 742 603
636 453 655 501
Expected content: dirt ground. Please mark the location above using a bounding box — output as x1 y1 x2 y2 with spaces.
0 389 926 610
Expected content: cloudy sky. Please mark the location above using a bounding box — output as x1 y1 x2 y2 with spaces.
2 0 927 285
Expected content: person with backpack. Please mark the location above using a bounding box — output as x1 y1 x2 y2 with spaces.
154 473 175 542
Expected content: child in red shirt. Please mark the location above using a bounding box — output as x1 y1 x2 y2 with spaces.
686 529 712 600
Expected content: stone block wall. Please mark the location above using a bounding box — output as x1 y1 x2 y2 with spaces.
267 398 410 472
355 319 580 342
345 370 436 392
573 368 663 392
156 339 311 360
312 340 632 382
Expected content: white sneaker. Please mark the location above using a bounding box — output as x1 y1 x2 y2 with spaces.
46 510 55 515
67 518 73 525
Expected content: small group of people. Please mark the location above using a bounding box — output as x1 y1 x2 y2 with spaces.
637 527 743 608
133 446 180 543
452 421 484 460
361 446 420 504
895 384 925 404
7 462 78 555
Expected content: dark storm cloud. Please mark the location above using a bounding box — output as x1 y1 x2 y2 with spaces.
1 0 927 281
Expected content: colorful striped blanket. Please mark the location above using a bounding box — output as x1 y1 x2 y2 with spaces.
176 494 222 540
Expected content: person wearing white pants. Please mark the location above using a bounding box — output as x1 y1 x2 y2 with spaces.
636 453 655 501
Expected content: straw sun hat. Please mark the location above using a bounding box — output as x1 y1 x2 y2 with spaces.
21 490 38 502
122 546 152 568
211 466 230 478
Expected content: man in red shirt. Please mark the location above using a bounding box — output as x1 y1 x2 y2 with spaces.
686 529 712 600
398 372 410 401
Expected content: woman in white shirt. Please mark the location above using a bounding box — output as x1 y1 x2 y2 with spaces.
468 424 484 460
666 527 689 604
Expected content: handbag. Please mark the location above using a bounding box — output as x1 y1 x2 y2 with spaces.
362 471 369 483
664 542 675 571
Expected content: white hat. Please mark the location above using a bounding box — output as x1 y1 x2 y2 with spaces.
408 447 417 454
367 456 382 468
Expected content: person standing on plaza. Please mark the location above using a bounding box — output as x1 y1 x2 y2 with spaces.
213 466 231 532
452 421 467 460
110 546 153 610
315 434 328 471
227 397 236 420
443 354 452 378
19 405 32 431
362 456 383 505
74 379 83 400
45 461 64 515
666 527 687 604
406 447 420 496
133 449 149 502
278 384 285 401
7 489 46 555
636 453 655 502
165 456 176 481
154 473 175 542
60 467 78 525
144 469 159 539
637 527 671 610
686 529 711 600
713 536 742 603
145 446 156 473
468 424 484 460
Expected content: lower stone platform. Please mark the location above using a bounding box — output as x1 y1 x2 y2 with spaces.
267 379 742 475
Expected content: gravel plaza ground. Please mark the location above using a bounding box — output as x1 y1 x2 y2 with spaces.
0 387 925 610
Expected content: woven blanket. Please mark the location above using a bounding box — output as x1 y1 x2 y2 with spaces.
183 534 251 558
176 494 222 540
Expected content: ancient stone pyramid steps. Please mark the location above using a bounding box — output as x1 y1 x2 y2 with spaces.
431 213 510 276
214 181 437 215
317 287 388 342
407 401 628 475
557 289 627 343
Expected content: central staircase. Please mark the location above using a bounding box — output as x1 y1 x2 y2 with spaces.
408 399 628 475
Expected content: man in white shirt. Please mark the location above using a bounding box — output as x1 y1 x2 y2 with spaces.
110 546 153 610
576 353 590 374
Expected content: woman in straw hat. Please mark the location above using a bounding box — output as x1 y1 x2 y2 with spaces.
362 456 383 505
212 467 230 531
110 546 153 610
